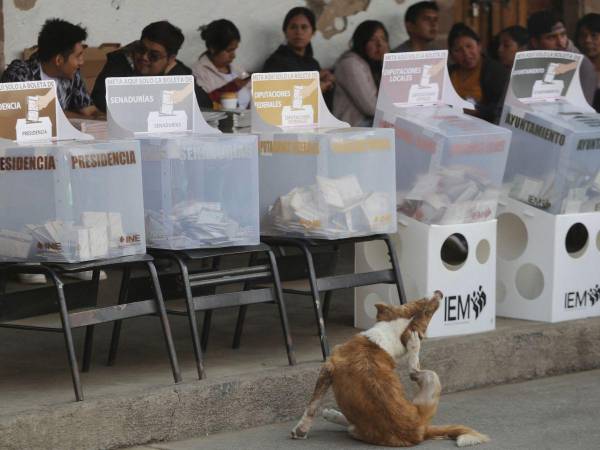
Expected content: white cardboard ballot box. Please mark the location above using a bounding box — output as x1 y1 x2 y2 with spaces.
496 50 600 322
0 140 145 262
355 216 497 337
356 51 505 336
252 71 396 239
496 196 600 321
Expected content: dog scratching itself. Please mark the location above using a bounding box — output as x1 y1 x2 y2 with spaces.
291 291 489 447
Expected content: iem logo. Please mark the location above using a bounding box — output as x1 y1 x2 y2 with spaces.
564 285 600 310
444 286 487 322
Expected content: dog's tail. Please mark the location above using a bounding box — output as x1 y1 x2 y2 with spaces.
425 425 490 447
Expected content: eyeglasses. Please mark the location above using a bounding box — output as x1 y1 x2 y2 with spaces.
133 42 168 63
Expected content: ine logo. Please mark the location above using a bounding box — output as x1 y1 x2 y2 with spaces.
444 286 487 322
564 285 600 310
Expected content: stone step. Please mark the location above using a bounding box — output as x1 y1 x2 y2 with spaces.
1 314 598 450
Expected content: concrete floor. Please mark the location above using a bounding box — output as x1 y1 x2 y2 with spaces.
1 253 599 449
0 275 358 414
127 369 600 450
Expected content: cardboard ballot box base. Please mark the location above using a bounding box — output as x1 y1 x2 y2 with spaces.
497 196 600 322
355 214 496 338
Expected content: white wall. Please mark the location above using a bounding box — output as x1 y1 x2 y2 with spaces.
3 0 417 71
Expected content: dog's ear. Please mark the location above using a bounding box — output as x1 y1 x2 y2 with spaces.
374 303 396 322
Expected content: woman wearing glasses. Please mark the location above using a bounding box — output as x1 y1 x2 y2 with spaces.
91 21 212 112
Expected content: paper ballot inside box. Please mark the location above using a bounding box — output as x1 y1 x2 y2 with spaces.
266 174 393 238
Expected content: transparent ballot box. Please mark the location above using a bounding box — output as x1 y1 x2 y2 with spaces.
259 127 396 239
0 140 145 262
395 107 511 225
502 102 600 214
139 133 259 249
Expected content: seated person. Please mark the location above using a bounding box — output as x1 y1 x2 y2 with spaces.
91 21 212 113
393 1 439 52
1 18 100 118
263 7 335 99
528 10 597 107
575 13 600 111
448 23 509 124
193 19 251 109
333 20 389 126
497 26 529 69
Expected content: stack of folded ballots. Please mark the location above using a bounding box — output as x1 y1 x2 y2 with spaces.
0 211 125 261
510 168 600 214
399 166 499 224
267 174 392 238
145 200 253 248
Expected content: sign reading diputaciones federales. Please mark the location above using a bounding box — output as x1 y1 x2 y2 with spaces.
0 80 58 142
106 75 195 134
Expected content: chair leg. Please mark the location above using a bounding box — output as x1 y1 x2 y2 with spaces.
299 243 330 360
322 244 339 324
200 256 220 352
82 268 101 372
49 270 84 401
173 255 206 380
382 234 407 304
267 249 296 366
232 252 258 349
232 305 247 350
322 290 333 324
201 310 212 352
107 266 131 366
147 261 182 383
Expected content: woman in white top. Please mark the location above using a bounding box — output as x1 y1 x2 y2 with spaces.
192 19 251 109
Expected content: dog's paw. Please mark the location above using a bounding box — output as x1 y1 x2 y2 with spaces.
456 432 490 447
291 426 308 439
407 330 421 353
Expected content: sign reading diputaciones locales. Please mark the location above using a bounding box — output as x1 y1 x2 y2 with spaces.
379 51 446 107
251 72 319 129
0 81 57 142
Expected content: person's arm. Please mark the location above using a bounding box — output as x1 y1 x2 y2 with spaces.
0 60 26 83
206 78 250 102
334 56 378 117
91 64 109 113
579 57 598 106
479 59 509 123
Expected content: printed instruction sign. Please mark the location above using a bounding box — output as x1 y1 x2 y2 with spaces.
0 81 57 142
510 51 580 103
380 51 446 107
106 75 195 134
251 72 319 128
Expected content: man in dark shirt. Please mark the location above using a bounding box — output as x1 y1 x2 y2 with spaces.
393 1 439 53
528 10 598 107
1 18 99 117
92 21 211 112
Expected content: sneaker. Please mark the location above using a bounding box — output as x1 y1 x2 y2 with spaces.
18 273 47 284
65 270 108 281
